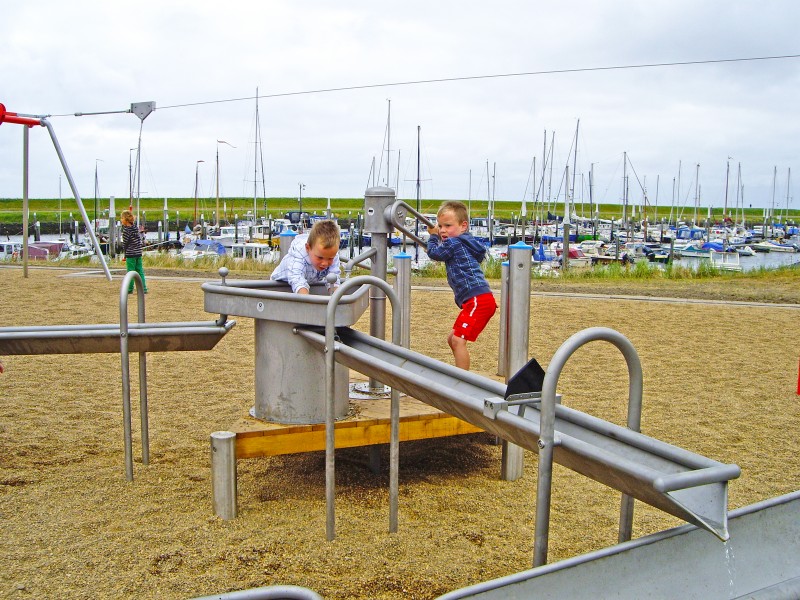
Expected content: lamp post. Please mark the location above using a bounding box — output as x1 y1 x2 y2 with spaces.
129 148 137 209
194 160 205 226
216 140 236 228
94 158 103 233
298 182 306 226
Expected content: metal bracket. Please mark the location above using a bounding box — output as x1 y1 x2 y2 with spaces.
483 392 562 419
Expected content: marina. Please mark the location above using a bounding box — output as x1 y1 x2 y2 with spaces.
3 220 799 274
2 187 799 600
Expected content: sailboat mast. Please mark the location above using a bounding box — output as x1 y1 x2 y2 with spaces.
654 174 660 224
735 162 742 226
386 99 391 187
416 126 421 214
415 126 421 261
485 159 490 224
570 119 579 222
723 158 731 218
693 163 700 226
547 132 555 215
622 151 628 226
468 169 472 217
254 88 259 222
770 165 777 226
785 167 791 223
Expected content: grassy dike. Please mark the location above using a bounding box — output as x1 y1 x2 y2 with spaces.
1 196 797 227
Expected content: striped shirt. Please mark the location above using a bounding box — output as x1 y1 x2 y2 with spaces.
270 233 341 293
122 223 144 258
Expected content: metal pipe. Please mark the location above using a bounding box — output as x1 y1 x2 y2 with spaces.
0 321 229 335
211 431 238 520
386 199 436 246
393 251 411 348
368 233 388 391
534 326 644 566
190 585 323 600
496 261 508 377
278 230 296 259
22 125 29 278
654 464 742 493
42 119 112 280
502 242 531 482
343 247 377 275
119 270 147 480
324 276 402 540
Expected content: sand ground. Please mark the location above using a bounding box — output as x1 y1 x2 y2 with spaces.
1 266 798 599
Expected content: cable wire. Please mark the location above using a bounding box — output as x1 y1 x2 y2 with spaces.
48 53 800 118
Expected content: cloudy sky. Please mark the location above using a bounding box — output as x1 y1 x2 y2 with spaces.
2 0 799 217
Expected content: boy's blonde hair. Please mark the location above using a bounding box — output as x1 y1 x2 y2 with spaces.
120 209 134 225
307 219 340 249
437 201 469 225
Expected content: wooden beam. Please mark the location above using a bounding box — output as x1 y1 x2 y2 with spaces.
232 411 483 459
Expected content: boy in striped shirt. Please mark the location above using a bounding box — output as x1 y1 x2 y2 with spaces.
121 209 148 294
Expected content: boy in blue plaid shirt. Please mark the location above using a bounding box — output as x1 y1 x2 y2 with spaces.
426 201 497 370
270 220 341 294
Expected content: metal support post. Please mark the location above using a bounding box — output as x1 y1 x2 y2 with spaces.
393 252 411 348
501 242 531 481
496 260 509 377
211 431 238 520
279 230 296 259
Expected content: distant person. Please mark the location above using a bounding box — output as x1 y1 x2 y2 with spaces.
120 209 148 294
270 219 341 294
426 201 496 371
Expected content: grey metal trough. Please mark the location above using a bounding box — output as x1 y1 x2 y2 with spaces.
295 326 740 543
438 490 800 599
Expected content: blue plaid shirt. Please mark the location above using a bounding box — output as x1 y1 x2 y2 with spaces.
270 233 341 292
426 233 491 307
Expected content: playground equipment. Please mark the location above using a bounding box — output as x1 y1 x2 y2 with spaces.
205 186 740 568
439 490 800 599
0 271 235 480
189 491 800 599
0 103 112 280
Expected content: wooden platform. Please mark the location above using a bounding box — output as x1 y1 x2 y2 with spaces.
228 387 484 460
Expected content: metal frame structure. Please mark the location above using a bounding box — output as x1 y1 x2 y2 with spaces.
205 185 739 568
0 103 111 280
0 272 235 480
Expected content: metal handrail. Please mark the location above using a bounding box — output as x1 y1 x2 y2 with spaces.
387 199 436 246
323 275 402 541
534 326 644 567
119 270 148 481
342 246 378 276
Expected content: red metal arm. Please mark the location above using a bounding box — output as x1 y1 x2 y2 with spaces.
0 104 43 127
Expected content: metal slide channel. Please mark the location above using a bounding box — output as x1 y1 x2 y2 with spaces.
295 326 740 540
0 320 236 355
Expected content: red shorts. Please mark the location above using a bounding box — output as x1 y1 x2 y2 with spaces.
453 293 497 342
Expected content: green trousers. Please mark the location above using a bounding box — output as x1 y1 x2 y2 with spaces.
126 256 148 293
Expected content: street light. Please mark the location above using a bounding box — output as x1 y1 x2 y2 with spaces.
298 183 306 226
94 158 104 233
194 160 205 226
129 148 137 209
216 140 236 228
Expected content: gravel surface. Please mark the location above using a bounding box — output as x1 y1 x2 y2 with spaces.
1 266 798 599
